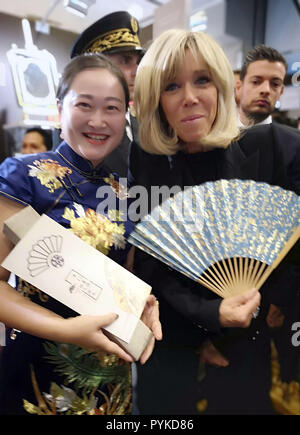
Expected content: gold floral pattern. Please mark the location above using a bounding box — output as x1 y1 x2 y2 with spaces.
28 159 72 193
104 174 130 200
108 209 125 222
23 366 131 415
62 205 126 255
270 340 300 415
1 144 134 416
17 278 49 303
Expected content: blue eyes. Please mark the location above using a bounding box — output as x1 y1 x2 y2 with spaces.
165 83 178 92
196 76 211 85
165 76 211 92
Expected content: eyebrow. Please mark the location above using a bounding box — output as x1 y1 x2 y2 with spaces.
77 93 123 103
250 75 283 81
167 69 210 81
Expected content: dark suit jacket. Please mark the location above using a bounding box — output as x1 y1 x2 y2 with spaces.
129 122 300 414
129 122 300 343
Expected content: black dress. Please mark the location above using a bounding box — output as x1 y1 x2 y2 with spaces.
129 123 300 415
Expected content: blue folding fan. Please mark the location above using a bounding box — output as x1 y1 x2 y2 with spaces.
128 179 300 298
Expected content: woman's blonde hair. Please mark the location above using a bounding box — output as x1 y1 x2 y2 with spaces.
134 29 239 155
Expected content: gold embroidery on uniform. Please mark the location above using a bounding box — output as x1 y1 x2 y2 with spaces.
131 17 138 34
86 28 141 54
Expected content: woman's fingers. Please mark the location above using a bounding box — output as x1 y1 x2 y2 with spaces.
99 332 134 362
141 295 162 340
139 336 155 365
65 314 134 362
97 312 119 327
137 295 162 363
219 289 261 328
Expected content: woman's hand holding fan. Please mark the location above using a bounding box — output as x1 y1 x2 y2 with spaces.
219 288 261 327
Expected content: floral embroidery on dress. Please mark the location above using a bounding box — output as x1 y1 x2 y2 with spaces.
108 209 125 222
17 278 49 303
23 364 131 415
22 202 130 415
62 203 126 255
0 143 134 415
28 159 72 193
103 174 130 200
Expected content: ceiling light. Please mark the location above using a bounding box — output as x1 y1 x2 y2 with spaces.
190 10 208 32
63 0 95 18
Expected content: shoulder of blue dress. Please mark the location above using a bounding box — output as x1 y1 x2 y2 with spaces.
55 141 69 156
5 150 58 166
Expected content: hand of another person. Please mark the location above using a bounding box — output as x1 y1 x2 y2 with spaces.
198 339 229 367
219 288 261 328
62 313 134 362
139 294 163 365
266 304 285 328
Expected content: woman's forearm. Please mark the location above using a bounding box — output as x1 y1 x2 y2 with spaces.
0 280 135 362
0 280 66 342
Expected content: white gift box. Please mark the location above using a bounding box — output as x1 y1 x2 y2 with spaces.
2 206 153 360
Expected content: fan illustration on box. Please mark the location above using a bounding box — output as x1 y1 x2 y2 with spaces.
128 179 300 298
27 235 64 277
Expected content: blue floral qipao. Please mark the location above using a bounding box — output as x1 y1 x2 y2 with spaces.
0 142 134 415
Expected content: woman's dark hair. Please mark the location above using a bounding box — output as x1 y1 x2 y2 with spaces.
56 53 129 109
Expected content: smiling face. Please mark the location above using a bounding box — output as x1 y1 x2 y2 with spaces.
236 60 285 125
58 68 126 167
160 50 218 151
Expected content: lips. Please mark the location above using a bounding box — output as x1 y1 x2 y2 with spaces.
181 114 203 123
83 132 109 145
254 99 270 107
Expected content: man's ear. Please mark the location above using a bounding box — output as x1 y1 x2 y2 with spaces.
234 79 242 105
235 79 242 93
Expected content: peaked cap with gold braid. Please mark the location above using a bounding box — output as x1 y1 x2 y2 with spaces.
70 11 144 58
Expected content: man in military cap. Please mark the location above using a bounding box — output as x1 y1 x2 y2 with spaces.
67 10 144 177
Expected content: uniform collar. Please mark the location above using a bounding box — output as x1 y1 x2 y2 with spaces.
55 142 110 179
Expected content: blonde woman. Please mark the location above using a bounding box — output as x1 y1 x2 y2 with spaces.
130 29 300 414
